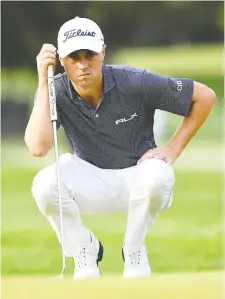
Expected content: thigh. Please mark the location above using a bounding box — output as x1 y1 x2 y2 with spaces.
59 154 127 214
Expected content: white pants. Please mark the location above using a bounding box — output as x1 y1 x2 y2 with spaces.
32 153 175 256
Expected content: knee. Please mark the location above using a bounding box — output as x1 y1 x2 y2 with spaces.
134 159 175 195
32 165 57 213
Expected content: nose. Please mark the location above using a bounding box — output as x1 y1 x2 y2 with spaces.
77 58 88 70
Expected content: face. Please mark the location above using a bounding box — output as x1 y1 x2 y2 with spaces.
60 49 105 87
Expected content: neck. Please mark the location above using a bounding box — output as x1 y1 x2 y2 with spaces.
72 74 103 107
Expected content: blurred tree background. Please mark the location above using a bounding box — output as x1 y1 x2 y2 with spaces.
2 1 223 68
1 1 223 136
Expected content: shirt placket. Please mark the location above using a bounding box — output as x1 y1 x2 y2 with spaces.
93 96 104 119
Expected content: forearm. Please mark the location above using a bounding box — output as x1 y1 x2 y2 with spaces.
24 83 54 156
166 84 216 158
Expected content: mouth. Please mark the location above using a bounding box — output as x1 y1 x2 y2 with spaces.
77 73 90 78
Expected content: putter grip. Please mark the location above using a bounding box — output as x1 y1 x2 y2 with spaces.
47 65 58 121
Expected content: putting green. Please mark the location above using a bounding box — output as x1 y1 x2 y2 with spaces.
2 271 223 299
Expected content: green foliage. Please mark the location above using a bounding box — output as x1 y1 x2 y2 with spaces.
2 2 223 68
1 68 37 106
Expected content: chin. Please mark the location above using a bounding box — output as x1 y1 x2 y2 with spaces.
77 78 92 85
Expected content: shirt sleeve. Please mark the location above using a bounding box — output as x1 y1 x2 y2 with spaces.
142 70 194 116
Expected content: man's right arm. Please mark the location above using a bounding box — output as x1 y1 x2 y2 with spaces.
24 44 57 157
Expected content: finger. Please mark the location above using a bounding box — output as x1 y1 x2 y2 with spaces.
166 159 172 165
143 151 158 159
39 44 57 55
154 154 172 165
137 153 155 164
154 154 168 162
137 157 149 165
37 52 56 62
137 154 157 165
154 154 165 160
43 52 57 59
36 54 57 71
37 58 57 69
137 148 160 165
38 52 57 62
42 43 57 52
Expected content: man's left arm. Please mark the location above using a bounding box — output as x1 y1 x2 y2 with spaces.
138 81 216 165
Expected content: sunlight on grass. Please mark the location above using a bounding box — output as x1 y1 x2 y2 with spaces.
2 272 223 299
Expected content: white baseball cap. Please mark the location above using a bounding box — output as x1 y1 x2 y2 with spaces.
57 16 105 58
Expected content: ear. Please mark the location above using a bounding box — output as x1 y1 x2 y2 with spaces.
102 47 106 62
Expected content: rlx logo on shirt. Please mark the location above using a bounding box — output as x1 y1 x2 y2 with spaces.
115 113 138 125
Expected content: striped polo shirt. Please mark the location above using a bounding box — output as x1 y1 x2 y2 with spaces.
51 64 193 169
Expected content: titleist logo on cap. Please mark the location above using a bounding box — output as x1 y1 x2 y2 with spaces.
63 29 96 42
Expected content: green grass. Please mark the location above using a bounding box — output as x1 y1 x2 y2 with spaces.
2 144 223 276
111 43 223 76
166 103 222 145
1 272 224 299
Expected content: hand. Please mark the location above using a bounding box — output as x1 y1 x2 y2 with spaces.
137 146 179 166
36 44 57 84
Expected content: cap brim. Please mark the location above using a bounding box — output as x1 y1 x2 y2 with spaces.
58 38 103 58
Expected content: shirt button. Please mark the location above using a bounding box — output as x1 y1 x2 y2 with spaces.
95 114 99 117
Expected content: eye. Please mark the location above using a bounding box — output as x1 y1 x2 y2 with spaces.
68 52 79 60
87 51 97 59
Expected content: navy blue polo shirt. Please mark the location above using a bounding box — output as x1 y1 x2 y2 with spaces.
50 64 193 169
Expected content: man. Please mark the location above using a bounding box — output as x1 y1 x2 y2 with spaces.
24 16 216 280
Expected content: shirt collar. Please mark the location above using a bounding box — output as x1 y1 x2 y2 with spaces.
102 64 115 93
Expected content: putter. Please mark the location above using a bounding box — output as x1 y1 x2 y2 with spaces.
47 65 66 277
